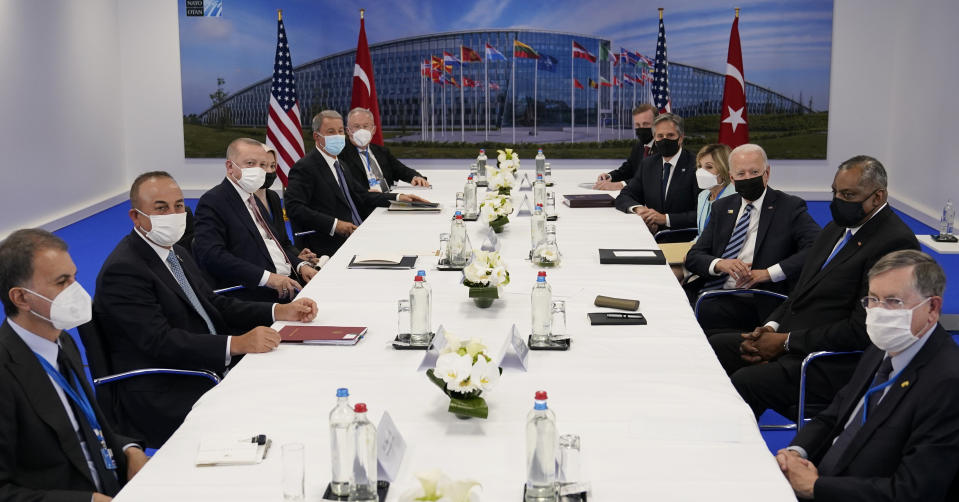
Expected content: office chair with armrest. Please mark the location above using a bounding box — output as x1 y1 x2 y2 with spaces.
76 320 221 428
654 227 698 244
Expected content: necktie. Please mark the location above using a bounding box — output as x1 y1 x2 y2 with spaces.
817 357 894 475
644 145 651 157
165 251 217 335
248 195 293 275
362 150 389 192
703 203 754 290
334 160 364 225
820 229 853 271
661 162 672 202
57 349 121 496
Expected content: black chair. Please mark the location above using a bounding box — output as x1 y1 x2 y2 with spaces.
76 319 220 428
654 227 698 243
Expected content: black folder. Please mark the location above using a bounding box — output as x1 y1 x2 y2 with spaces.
347 255 417 269
598 248 666 265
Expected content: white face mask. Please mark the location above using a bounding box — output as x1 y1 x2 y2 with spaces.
230 162 267 194
351 129 373 148
23 281 93 330
865 298 930 353
696 168 719 189
136 209 187 248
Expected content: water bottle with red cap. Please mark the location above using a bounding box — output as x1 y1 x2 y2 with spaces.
410 272 432 345
531 271 552 345
348 403 378 502
525 390 558 501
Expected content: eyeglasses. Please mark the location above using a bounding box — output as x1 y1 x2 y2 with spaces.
860 296 925 310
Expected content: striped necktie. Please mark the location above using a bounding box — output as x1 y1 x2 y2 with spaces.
165 251 217 334
703 203 754 290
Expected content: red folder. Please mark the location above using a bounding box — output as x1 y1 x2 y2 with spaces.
278 325 367 345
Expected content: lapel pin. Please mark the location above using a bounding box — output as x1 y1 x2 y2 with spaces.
727 209 734 214
857 241 862 247
900 381 910 388
767 206 773 210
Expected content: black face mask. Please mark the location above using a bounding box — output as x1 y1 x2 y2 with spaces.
655 138 680 157
635 127 653 144
830 190 877 228
733 174 766 201
261 171 278 190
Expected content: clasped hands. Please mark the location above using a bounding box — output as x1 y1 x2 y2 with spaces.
739 325 788 363
632 206 666 231
714 259 772 289
776 449 818 499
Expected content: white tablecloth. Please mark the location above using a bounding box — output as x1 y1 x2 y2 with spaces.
114 168 795 501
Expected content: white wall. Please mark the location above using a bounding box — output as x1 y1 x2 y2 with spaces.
0 0 127 237
3 0 957 235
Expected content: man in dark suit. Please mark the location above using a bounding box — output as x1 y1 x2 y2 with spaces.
594 103 657 190
614 113 700 233
776 250 959 501
340 107 430 192
285 110 429 257
0 229 148 501
94 171 318 447
710 156 920 420
193 138 317 303
685 144 821 333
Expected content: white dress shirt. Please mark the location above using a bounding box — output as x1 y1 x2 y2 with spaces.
707 189 786 288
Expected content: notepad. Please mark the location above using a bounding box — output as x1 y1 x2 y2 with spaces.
387 200 441 211
279 325 367 345
598 248 667 265
196 439 269 466
348 254 417 269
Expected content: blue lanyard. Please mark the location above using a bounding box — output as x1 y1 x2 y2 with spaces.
860 367 904 423
33 352 118 471
702 185 730 230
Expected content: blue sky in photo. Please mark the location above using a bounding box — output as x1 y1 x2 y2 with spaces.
179 0 833 114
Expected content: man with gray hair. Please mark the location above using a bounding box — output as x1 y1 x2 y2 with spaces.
685 143 821 333
339 107 429 192
777 250 959 501
285 110 430 256
614 112 700 239
710 155 920 421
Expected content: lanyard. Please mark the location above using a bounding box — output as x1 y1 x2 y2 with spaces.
33 352 118 471
702 184 730 230
860 367 904 423
362 150 381 188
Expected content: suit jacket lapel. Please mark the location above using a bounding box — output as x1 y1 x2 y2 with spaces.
664 150 690 204
714 197 741 254
0 322 96 486
648 156 664 209
796 207 892 295
314 150 349 206
754 188 777 253
127 231 193 308
221 179 273 265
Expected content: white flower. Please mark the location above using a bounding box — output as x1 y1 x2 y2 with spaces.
536 246 558 263
399 470 480 502
496 152 507 164
435 353 471 385
439 332 462 354
439 479 481 502
463 259 489 285
469 357 499 392
490 265 509 286
465 338 486 357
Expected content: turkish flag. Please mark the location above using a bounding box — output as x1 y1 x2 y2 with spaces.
719 15 748 148
351 15 383 146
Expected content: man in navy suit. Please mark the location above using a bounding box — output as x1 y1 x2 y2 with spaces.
614 113 700 234
777 250 959 501
594 103 657 190
193 138 317 303
685 144 821 333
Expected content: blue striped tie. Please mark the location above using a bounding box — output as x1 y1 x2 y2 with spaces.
820 230 852 271
703 203 754 290
334 160 364 225
166 251 217 334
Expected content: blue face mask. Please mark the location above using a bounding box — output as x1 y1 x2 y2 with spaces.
323 134 346 156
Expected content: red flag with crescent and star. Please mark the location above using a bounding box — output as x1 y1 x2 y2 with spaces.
719 13 748 148
350 11 383 145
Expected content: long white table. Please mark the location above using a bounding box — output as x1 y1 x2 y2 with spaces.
114 168 795 501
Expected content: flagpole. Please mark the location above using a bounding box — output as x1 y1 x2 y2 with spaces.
460 60 465 142
484 52 489 141
533 61 538 138
596 42 600 143
511 41 516 144
430 68 435 142
570 45 574 144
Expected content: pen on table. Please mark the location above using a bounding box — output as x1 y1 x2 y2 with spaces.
605 313 642 318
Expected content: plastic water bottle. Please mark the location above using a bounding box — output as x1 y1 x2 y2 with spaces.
531 271 552 344
535 148 546 178
416 269 431 298
476 149 488 182
348 403 378 502
525 390 558 502
533 174 547 208
410 275 431 344
531 204 546 254
940 199 955 236
449 211 472 267
329 388 354 497
464 174 478 216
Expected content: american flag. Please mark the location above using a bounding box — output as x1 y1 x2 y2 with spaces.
652 11 671 113
265 15 305 187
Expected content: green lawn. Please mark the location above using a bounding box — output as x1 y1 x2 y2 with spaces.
183 112 827 159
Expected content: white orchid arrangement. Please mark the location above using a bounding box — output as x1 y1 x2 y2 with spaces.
496 148 520 175
433 333 500 395
487 166 514 194
534 242 560 266
399 469 481 502
480 193 511 232
462 250 510 288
